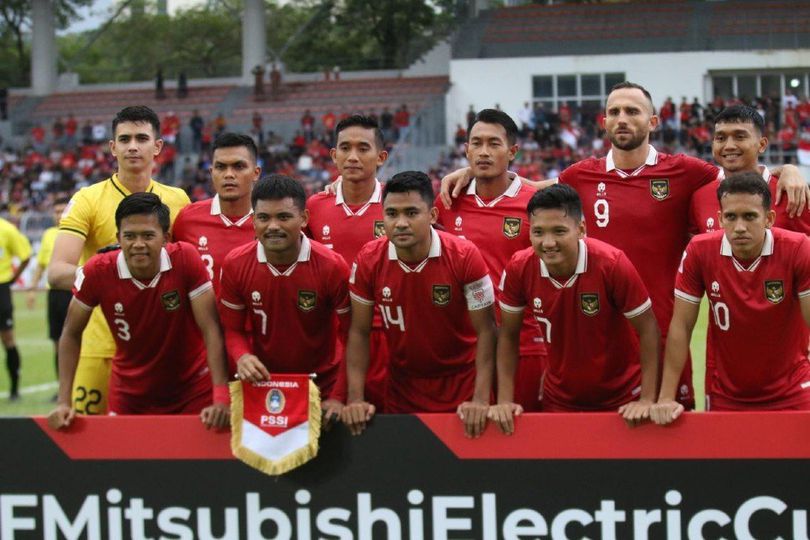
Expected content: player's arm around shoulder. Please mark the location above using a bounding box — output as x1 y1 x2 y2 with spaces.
49 191 91 290
772 164 809 217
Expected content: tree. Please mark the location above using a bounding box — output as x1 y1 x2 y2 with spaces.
0 0 91 86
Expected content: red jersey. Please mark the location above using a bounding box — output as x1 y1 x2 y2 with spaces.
675 229 810 409
499 238 651 411
72 242 213 412
349 229 495 410
559 147 717 404
690 167 810 236
305 179 385 265
435 177 545 357
171 195 255 293
219 236 350 400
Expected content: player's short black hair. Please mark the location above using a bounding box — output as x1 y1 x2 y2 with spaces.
527 183 583 221
468 108 519 145
383 170 434 208
112 106 160 138
115 192 171 233
251 174 306 211
714 105 765 135
609 81 655 113
717 171 771 210
335 114 385 149
212 132 258 163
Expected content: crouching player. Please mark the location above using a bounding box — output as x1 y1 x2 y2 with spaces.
491 184 660 434
342 171 497 438
219 175 351 425
48 193 229 429
653 172 810 423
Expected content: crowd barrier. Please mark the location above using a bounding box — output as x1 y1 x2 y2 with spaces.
1 413 809 539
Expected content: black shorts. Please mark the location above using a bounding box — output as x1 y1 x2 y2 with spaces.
0 283 12 331
48 289 72 342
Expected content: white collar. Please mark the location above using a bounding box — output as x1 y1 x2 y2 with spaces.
606 146 659 176
716 164 772 183
210 194 253 227
539 239 588 288
116 247 172 289
465 176 522 207
387 227 441 273
256 234 311 276
335 179 382 217
721 229 774 272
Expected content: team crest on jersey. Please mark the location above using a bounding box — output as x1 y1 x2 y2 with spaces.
503 217 521 239
373 220 386 238
432 285 451 306
580 293 600 316
161 290 181 311
650 179 670 201
266 388 285 414
765 280 784 304
297 290 317 312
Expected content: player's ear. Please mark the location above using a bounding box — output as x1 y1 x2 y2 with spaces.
153 137 164 156
329 147 337 164
508 143 518 162
758 136 768 154
301 208 310 228
765 209 776 228
429 206 439 224
376 149 388 167
577 218 586 238
649 113 660 131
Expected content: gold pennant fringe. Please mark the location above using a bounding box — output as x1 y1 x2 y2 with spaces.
230 379 322 476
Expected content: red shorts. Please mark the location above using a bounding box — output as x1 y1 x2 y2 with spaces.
385 365 475 413
109 376 211 415
709 389 810 411
513 353 546 412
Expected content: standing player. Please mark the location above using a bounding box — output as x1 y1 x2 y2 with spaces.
443 82 806 408
435 109 546 411
343 171 496 438
219 175 350 422
652 172 810 422
47 193 229 428
691 105 810 236
689 105 810 399
306 115 390 410
47 106 190 415
27 198 72 386
172 133 259 292
0 217 31 400
492 185 659 434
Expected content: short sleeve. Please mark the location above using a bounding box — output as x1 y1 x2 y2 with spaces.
674 240 705 304
499 254 528 313
794 236 810 298
181 243 212 299
684 155 720 189
461 243 494 311
10 227 32 261
608 251 652 318
72 257 101 310
328 254 351 315
219 251 245 311
59 190 92 239
348 247 375 306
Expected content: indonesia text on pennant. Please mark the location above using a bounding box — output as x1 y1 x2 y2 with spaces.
230 374 321 475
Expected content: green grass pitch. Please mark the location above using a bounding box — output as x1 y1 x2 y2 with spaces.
0 292 711 416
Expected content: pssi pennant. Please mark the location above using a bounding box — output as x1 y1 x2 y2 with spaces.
230 374 321 476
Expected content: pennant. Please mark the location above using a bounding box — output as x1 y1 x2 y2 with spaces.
230 374 321 476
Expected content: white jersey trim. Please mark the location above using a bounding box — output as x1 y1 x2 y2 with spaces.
335 179 382 217
498 301 525 313
674 289 702 304
188 281 213 300
221 299 245 311
73 297 94 312
349 291 375 306
606 146 658 177
798 289 810 298
466 176 522 207
624 298 652 318
211 194 253 227
335 306 351 315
